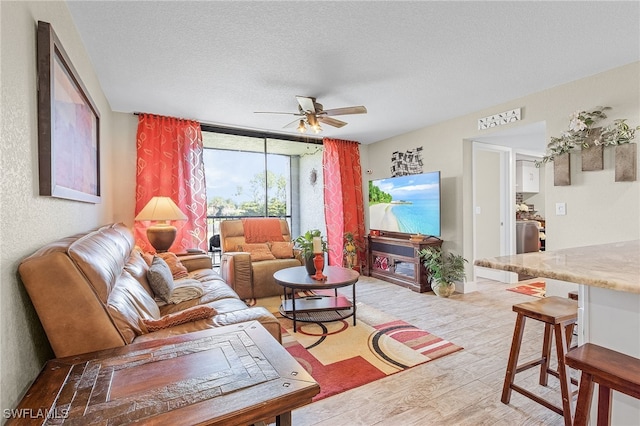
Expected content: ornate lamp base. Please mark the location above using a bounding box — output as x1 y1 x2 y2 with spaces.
146 224 177 252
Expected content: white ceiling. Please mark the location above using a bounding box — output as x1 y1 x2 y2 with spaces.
67 1 640 145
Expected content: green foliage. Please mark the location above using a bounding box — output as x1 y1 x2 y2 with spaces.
294 229 328 259
368 181 392 204
600 119 640 146
209 170 288 216
536 107 639 167
418 247 467 285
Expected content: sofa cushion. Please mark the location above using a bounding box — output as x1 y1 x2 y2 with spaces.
142 305 217 332
239 243 276 261
68 223 135 302
107 271 161 343
270 241 294 259
124 249 154 296
147 256 175 303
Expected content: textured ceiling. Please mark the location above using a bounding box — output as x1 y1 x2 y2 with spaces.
67 1 640 145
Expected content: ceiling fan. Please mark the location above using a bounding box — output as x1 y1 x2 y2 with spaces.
255 95 367 133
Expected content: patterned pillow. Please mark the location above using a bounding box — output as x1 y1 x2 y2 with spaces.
142 305 217 332
270 241 294 259
238 243 276 261
156 252 189 279
146 256 175 303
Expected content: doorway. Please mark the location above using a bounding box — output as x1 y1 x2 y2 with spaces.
470 121 547 283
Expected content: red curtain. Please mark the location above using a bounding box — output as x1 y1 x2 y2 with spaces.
134 114 207 253
322 138 366 270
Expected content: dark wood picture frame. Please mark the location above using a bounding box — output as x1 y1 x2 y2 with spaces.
37 21 101 203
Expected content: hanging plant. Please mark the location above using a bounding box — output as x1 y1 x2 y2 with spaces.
599 119 640 146
536 107 640 167
536 107 609 166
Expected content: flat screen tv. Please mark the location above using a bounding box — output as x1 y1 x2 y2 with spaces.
368 171 441 237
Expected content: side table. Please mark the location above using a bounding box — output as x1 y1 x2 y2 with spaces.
7 322 319 425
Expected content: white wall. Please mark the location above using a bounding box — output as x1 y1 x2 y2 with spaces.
366 62 640 276
0 1 133 410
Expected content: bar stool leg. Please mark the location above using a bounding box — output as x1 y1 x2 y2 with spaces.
539 323 553 386
597 385 612 426
573 371 594 426
554 322 574 426
502 313 526 404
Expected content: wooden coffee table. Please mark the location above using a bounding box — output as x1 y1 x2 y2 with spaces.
273 265 360 332
8 322 319 426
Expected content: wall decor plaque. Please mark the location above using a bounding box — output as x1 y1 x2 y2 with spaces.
615 143 637 182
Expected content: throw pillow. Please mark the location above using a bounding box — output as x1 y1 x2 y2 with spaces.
270 241 294 259
157 252 189 279
140 251 154 266
146 256 175 303
142 305 217 332
238 243 276 261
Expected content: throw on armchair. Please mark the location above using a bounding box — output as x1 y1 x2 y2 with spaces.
219 218 303 300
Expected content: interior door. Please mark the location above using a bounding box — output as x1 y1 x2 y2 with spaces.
472 143 513 280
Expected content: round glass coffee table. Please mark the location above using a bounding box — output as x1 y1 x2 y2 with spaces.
273 265 359 332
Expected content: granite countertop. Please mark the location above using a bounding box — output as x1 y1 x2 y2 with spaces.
474 240 640 294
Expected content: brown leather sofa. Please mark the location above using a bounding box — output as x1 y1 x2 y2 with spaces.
18 223 281 358
219 219 303 300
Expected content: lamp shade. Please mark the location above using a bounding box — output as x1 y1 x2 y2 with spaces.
135 197 187 222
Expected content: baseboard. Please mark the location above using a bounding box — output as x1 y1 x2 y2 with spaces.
474 266 518 284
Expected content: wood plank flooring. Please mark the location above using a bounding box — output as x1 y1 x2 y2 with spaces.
286 276 571 425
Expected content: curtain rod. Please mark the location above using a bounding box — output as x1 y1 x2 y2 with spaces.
133 112 324 145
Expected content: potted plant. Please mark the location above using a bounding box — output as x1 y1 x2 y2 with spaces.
294 229 328 275
418 246 467 297
343 232 361 270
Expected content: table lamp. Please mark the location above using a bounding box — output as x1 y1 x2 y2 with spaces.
135 196 187 252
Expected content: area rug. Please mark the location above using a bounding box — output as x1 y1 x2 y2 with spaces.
507 281 546 298
254 295 463 401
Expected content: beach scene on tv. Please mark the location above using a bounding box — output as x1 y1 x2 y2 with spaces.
369 172 441 237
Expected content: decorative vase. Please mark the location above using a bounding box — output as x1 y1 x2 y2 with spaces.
581 127 604 171
305 253 327 275
345 252 357 269
305 256 316 275
554 152 571 186
432 280 456 297
311 253 326 280
615 143 637 182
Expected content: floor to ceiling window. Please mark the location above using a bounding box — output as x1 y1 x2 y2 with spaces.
201 126 326 252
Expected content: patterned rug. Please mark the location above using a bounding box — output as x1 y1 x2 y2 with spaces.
507 281 546 298
253 294 463 401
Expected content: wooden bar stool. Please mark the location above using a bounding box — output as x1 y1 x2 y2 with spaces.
565 343 640 426
502 296 578 426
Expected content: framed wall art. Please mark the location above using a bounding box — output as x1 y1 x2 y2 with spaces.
37 21 101 203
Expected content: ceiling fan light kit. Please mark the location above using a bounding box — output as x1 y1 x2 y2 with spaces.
255 95 367 134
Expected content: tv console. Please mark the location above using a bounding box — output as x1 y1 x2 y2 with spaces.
366 233 443 293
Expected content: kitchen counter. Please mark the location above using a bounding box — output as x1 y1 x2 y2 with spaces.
474 239 640 294
475 240 640 424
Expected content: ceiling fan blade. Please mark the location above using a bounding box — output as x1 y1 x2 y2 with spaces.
254 111 301 116
283 118 303 129
296 96 317 114
318 116 348 128
322 106 367 116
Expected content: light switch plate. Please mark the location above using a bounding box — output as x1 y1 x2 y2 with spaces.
556 202 567 216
